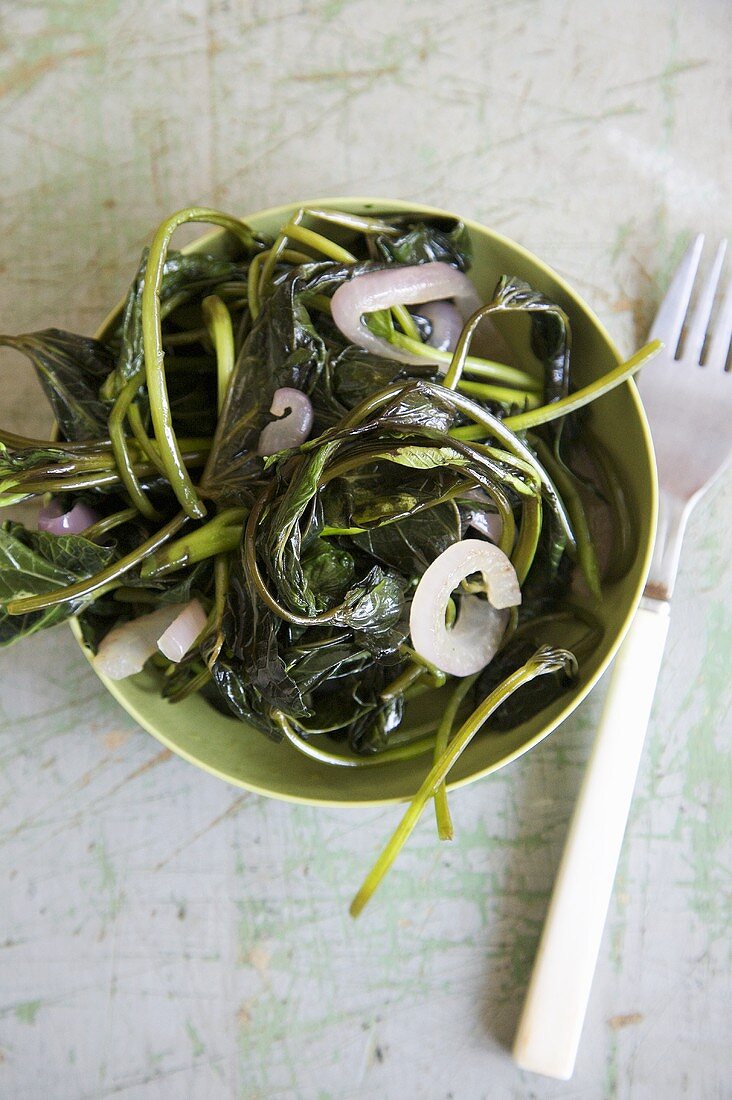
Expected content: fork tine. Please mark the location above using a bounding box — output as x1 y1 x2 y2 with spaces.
648 234 704 351
684 240 727 364
705 275 732 371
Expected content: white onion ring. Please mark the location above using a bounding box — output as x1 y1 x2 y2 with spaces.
92 604 186 681
409 540 521 676
38 501 99 535
417 299 464 352
157 598 208 662
257 387 314 456
330 262 481 365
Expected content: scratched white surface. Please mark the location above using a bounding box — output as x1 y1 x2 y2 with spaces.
0 2 730 1098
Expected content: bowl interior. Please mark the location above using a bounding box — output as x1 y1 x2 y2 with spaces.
80 197 656 805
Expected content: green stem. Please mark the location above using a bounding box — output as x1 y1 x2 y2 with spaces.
349 647 576 916
511 494 543 584
0 429 112 453
108 374 160 520
81 507 138 542
582 427 635 583
162 326 208 347
257 209 305 303
398 645 447 687
380 662 425 702
247 246 313 319
304 208 401 236
279 220 356 263
456 379 541 407
202 295 235 412
530 435 601 598
389 332 539 391
165 663 213 703
504 341 662 432
140 507 246 578
448 424 488 442
126 401 166 475
275 221 419 339
13 445 210 498
433 674 479 841
142 207 258 518
207 553 230 666
7 512 188 615
272 710 437 768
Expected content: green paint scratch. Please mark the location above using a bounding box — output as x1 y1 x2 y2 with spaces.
186 1020 205 1058
611 220 635 264
15 1000 42 1024
604 1031 619 1098
94 841 123 920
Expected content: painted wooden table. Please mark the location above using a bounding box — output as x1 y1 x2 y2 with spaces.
1 3 729 1097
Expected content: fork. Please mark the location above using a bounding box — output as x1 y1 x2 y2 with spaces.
512 236 732 1080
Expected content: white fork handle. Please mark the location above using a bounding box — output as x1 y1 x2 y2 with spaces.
513 599 670 1080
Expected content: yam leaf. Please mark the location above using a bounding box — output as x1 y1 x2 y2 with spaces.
323 345 438 414
114 249 258 385
203 260 387 504
488 276 571 410
374 217 472 271
0 522 116 644
333 565 407 657
352 500 461 576
1 330 113 441
300 539 355 604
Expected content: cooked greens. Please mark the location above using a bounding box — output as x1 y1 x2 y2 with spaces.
0 204 661 912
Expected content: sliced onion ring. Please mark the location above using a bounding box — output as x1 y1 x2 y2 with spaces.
409 539 521 676
157 598 208 662
417 299 464 353
330 262 481 365
38 501 100 535
257 387 314 456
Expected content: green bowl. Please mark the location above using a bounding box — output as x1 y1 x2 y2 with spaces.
75 197 657 806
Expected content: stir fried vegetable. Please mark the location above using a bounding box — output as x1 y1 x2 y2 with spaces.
0 205 660 912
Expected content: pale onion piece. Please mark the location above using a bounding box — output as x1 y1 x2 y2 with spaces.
257 387 314 456
409 540 521 676
417 299 464 352
38 501 99 535
330 262 481 365
466 509 503 543
92 604 186 681
460 489 504 543
157 598 208 662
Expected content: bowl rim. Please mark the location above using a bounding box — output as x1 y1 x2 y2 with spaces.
74 195 658 806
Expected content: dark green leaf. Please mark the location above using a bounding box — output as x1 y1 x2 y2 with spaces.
0 522 116 645
1 330 113 441
375 218 472 271
114 249 259 385
325 345 438 412
488 276 571 415
334 565 407 656
203 263 348 503
349 695 405 754
300 539 355 604
352 500 461 576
